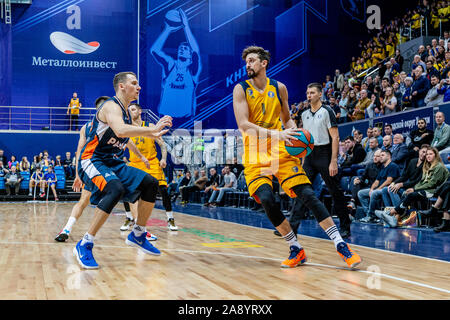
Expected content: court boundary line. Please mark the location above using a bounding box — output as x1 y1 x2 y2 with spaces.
0 240 448 295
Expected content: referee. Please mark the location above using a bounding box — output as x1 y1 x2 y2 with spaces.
290 83 352 238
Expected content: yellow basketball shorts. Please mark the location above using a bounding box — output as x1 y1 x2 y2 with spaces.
128 158 167 187
244 153 310 202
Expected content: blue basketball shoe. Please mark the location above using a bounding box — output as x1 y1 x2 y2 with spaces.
126 231 161 256
73 240 99 269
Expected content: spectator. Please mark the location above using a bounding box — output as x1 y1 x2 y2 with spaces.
425 75 445 107
372 127 384 146
329 96 341 122
230 157 244 178
8 155 18 169
204 166 237 207
180 169 208 204
347 149 382 211
170 170 190 202
30 155 41 173
346 90 358 116
394 49 404 70
334 69 345 92
381 135 393 152
437 77 450 103
401 76 414 110
431 111 450 152
365 93 381 118
42 166 58 200
418 181 450 232
0 161 9 177
361 127 373 151
412 55 427 72
55 155 63 167
425 60 441 80
385 147 449 227
340 135 367 176
418 45 429 62
19 156 30 172
391 133 409 171
383 124 393 139
5 166 23 196
351 89 371 121
63 152 75 179
411 66 431 108
392 82 403 109
361 137 380 166
29 167 44 197
381 145 427 211
366 76 375 94
203 167 221 203
358 150 401 223
408 118 434 154
353 129 363 145
0 149 7 167
338 91 349 123
381 87 398 115
39 154 52 173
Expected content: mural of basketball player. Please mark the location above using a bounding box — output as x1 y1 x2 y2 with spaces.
151 9 201 120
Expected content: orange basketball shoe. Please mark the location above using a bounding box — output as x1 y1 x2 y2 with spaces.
281 246 307 268
336 242 361 268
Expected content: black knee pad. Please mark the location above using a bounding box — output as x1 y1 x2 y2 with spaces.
158 185 172 212
254 184 286 227
137 174 158 203
292 184 330 223
97 179 125 214
123 201 131 212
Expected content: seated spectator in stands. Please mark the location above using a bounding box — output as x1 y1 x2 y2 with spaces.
42 165 58 200
351 89 371 121
42 150 54 163
204 166 237 207
381 86 398 115
346 90 358 116
0 161 9 177
365 93 381 118
426 60 441 80
385 147 449 227
55 155 63 167
31 155 41 174
361 127 373 151
381 77 390 95
353 129 363 145
372 127 383 146
29 167 44 197
0 149 7 167
358 150 401 223
340 135 367 176
431 111 450 152
381 145 427 210
63 152 75 179
418 180 450 232
411 66 431 108
418 45 429 62
39 154 53 172
203 167 221 203
329 96 341 121
392 82 403 109
230 157 244 178
391 133 409 171
347 149 382 211
366 76 375 94
401 76 414 110
408 118 434 155
412 55 427 72
170 170 190 202
180 169 208 204
425 75 445 107
5 166 23 196
8 155 18 170
381 134 393 152
437 77 450 103
383 124 393 139
361 137 380 166
19 156 30 172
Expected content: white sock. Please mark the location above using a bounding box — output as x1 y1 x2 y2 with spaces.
125 211 133 220
80 232 95 246
282 231 302 249
325 225 343 248
166 211 174 219
132 224 146 237
63 217 77 233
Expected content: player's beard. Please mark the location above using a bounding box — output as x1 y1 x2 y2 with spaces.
247 68 257 78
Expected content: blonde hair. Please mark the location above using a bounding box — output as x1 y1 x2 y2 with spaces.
423 147 444 174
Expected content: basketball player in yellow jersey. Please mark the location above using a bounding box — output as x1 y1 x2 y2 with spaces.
67 92 82 131
233 46 361 268
124 103 178 232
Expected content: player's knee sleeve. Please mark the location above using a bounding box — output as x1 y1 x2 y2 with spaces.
123 201 131 212
97 179 125 214
254 184 286 227
138 174 158 203
292 184 330 223
159 185 172 212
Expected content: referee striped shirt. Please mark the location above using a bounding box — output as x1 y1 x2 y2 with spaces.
301 105 338 146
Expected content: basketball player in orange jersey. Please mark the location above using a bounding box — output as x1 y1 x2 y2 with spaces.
121 102 179 232
55 96 153 242
233 46 361 268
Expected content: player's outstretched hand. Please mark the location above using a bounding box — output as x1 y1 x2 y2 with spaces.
72 176 83 192
279 128 302 146
156 115 173 130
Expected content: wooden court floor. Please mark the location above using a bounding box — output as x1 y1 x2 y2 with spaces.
0 202 449 300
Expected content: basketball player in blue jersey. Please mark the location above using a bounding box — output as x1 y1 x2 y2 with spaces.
151 8 201 119
73 72 172 269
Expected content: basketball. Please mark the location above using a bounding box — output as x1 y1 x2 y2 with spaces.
164 10 182 28
285 128 314 158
